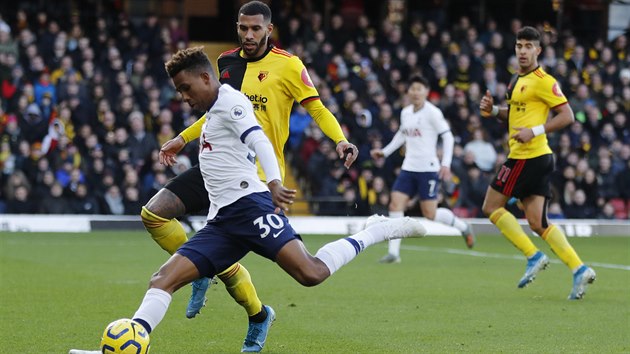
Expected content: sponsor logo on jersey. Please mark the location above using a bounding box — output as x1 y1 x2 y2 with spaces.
402 128 422 137
243 93 268 112
230 105 246 120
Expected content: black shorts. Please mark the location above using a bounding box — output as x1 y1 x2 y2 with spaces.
164 165 210 214
490 154 554 199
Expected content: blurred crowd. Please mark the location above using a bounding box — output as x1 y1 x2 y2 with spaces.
0 2 629 219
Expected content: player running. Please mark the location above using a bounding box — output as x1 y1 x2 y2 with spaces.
479 26 595 299
371 75 475 264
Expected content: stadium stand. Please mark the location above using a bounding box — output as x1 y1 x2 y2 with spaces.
0 1 628 219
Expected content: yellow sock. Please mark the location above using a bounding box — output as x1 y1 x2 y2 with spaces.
541 224 583 270
141 206 188 255
217 263 263 316
490 208 538 258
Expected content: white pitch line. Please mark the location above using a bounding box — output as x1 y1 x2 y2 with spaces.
401 245 630 271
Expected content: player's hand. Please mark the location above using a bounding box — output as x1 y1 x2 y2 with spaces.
336 141 358 169
480 90 494 117
511 127 535 144
438 166 451 181
159 136 186 166
370 148 384 160
268 179 296 213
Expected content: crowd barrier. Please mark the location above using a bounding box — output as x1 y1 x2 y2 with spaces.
1 215 628 237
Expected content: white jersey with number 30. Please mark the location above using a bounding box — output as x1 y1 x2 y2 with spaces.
198 84 273 219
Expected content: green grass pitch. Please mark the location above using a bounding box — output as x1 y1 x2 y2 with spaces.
1 231 629 353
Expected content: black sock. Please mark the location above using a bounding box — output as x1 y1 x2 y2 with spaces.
249 306 268 323
133 318 152 334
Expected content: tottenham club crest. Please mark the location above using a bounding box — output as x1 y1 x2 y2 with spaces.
230 105 246 120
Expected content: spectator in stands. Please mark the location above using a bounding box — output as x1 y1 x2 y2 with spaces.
101 185 124 215
565 189 597 219
19 103 48 144
70 183 100 214
463 128 497 172
0 2 627 220
6 184 36 213
598 202 616 220
40 182 71 214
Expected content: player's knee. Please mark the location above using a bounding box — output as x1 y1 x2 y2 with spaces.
481 201 496 217
148 270 180 293
388 201 404 212
527 217 546 236
141 206 168 229
148 271 167 290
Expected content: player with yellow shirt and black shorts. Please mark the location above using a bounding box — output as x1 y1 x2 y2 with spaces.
140 1 357 352
479 26 595 300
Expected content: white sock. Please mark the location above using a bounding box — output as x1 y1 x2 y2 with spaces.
315 222 394 275
435 208 468 232
132 288 172 332
387 211 404 257
315 238 358 275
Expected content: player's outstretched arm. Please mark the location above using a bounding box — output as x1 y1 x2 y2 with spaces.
303 99 358 168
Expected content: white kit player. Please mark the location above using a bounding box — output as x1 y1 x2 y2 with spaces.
371 75 475 264
69 47 428 354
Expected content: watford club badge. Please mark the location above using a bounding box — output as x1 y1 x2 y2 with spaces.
258 71 268 82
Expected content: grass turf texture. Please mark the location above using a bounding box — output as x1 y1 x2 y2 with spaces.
1 231 628 353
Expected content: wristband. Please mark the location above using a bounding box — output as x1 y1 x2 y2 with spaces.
531 125 545 136
491 105 499 116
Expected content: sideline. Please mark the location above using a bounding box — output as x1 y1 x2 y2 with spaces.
401 244 630 271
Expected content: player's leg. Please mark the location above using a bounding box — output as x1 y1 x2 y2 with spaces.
522 195 596 299
418 171 474 248
141 165 264 318
276 215 427 285
380 190 409 263
421 200 475 249
142 189 188 254
133 254 201 333
483 158 548 288
380 170 416 263
68 254 202 354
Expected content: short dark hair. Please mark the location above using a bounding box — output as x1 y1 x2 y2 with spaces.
165 47 213 78
408 75 429 88
517 26 541 42
239 1 272 22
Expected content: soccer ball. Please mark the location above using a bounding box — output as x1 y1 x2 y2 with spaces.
100 318 150 354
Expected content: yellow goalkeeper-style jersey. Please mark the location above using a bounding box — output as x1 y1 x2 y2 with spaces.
505 66 568 159
180 45 346 182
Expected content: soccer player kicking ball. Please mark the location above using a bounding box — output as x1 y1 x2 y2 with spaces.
140 3 358 345
479 26 595 299
69 48 425 354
